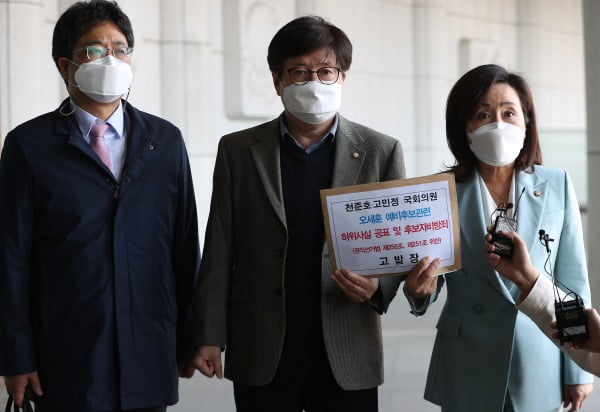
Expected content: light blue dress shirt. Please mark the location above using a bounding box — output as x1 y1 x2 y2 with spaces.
72 100 127 180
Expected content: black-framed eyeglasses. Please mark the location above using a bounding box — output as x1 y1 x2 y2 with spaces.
286 67 342 85
71 45 134 61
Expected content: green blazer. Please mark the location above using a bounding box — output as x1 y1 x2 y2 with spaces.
424 166 593 411
193 115 406 390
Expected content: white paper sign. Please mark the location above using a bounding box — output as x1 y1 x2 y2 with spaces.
320 173 461 277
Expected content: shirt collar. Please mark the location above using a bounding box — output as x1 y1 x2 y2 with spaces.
279 113 338 153
477 169 516 225
71 99 125 140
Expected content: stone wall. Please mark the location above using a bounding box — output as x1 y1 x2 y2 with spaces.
0 0 592 295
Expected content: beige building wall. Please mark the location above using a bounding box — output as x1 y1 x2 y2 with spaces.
0 0 594 297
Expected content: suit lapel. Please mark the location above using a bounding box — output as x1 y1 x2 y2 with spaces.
56 102 105 171
515 170 548 255
457 174 486 260
122 103 152 169
458 173 515 301
59 99 154 179
248 115 372 230
249 118 286 227
331 116 366 188
459 169 549 302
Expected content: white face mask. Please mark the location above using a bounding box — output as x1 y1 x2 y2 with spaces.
72 56 133 103
467 122 526 166
281 80 342 124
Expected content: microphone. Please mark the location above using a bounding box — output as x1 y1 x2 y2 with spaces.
497 203 513 214
513 187 526 220
539 229 553 253
539 228 589 346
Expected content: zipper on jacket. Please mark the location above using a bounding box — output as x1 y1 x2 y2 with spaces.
112 138 151 200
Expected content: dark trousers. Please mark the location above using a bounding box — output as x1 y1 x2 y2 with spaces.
35 405 167 412
233 333 378 412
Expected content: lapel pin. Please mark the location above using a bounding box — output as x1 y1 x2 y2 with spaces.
352 152 360 159
533 190 542 197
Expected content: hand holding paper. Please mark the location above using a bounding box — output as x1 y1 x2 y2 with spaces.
406 256 440 299
331 268 379 302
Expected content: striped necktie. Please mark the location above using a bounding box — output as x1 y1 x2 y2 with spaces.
90 121 112 172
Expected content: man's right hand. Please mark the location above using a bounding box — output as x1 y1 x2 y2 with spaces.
192 346 223 379
5 371 43 407
406 256 440 299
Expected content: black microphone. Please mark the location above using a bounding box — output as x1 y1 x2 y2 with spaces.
539 229 554 253
539 228 589 346
513 187 526 220
497 203 513 214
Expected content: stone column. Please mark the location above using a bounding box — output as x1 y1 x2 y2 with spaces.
159 0 188 136
583 0 600 303
159 0 218 156
0 0 45 149
411 0 451 176
222 0 293 121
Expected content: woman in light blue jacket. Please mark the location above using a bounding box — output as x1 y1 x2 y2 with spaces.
406 64 593 412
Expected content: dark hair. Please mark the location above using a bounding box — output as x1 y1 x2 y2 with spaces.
445 64 542 181
52 0 134 69
267 15 352 75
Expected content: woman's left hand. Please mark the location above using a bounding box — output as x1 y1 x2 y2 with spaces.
332 268 379 302
563 383 593 411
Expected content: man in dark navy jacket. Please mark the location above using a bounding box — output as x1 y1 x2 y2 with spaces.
0 1 200 411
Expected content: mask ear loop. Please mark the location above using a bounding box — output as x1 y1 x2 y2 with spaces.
59 100 75 116
60 56 131 116
59 59 79 116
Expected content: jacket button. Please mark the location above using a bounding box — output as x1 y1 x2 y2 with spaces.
124 175 132 183
274 287 284 296
473 303 485 314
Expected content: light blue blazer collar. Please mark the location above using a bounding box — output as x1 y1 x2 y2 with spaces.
458 168 549 302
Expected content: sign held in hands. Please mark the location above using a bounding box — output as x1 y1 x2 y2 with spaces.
320 173 461 278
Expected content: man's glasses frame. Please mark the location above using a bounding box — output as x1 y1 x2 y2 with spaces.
71 45 134 61
286 67 342 85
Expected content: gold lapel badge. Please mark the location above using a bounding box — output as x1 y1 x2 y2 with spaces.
351 152 360 159
533 190 542 197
